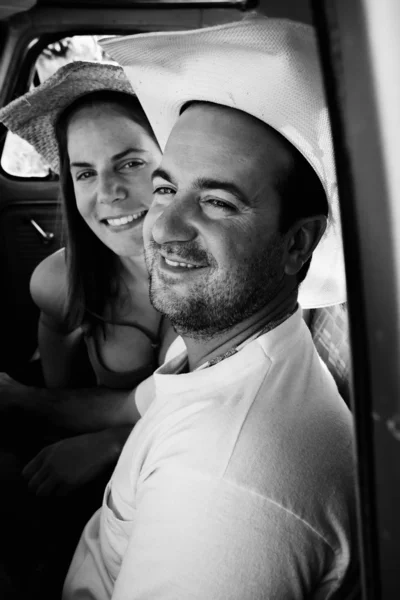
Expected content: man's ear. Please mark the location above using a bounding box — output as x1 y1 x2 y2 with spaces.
284 215 327 276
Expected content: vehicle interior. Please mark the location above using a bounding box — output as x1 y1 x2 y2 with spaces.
0 0 399 597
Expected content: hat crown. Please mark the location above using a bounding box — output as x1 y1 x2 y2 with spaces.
101 17 333 195
100 16 346 308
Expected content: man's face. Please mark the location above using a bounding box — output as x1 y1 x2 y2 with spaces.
143 103 293 338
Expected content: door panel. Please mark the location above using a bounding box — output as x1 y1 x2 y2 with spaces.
0 200 61 373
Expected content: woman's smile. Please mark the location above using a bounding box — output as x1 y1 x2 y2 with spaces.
101 208 148 230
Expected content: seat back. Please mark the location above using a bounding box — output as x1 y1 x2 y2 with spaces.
310 303 351 406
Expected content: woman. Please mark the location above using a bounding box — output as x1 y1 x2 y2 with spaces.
0 61 176 496
0 59 179 598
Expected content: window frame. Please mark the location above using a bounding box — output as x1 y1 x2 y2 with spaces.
312 0 400 597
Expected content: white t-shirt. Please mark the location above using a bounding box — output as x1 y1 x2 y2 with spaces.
63 308 359 599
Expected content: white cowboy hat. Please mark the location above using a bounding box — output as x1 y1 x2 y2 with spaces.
0 61 136 174
99 14 346 309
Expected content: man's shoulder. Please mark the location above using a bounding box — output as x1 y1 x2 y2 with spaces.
223 320 355 539
247 321 354 485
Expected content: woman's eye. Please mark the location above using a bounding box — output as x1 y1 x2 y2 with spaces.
76 171 94 181
153 187 175 196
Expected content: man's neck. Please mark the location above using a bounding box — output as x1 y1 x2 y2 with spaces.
183 286 298 371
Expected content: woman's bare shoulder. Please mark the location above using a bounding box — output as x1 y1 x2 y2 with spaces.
30 248 68 320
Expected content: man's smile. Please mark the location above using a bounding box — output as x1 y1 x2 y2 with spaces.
164 257 201 269
159 253 208 274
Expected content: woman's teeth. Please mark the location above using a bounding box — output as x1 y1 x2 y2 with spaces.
105 211 147 227
165 258 200 269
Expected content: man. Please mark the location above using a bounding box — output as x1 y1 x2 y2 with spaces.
63 15 357 599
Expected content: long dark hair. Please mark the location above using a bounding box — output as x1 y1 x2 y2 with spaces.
55 90 157 331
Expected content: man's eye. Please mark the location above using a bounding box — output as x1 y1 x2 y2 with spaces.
206 199 235 210
121 160 143 170
153 187 175 196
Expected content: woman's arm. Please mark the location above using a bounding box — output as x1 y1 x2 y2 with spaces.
0 362 143 439
22 425 133 496
30 249 91 388
0 371 142 432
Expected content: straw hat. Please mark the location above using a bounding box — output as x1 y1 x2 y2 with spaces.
99 15 346 308
0 61 136 174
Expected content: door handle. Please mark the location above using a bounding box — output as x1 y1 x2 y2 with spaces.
29 219 55 244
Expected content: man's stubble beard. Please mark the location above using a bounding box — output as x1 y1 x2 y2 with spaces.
145 237 286 341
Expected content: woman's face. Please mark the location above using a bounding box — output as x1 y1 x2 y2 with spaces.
67 102 162 257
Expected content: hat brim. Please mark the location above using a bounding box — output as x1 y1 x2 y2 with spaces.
0 61 136 174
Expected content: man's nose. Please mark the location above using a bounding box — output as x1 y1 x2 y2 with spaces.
151 195 197 245
97 173 126 205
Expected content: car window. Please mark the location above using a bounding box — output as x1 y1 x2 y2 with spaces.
1 35 115 178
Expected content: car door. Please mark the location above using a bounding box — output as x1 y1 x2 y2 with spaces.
311 0 400 597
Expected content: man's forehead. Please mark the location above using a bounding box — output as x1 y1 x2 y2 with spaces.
167 103 235 144
173 102 265 140
160 102 295 180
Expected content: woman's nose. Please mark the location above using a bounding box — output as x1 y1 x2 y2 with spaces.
151 195 197 245
97 173 126 205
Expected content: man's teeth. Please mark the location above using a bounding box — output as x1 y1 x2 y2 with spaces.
105 211 146 226
165 258 200 269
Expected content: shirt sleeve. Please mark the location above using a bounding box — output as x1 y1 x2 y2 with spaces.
111 468 337 600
